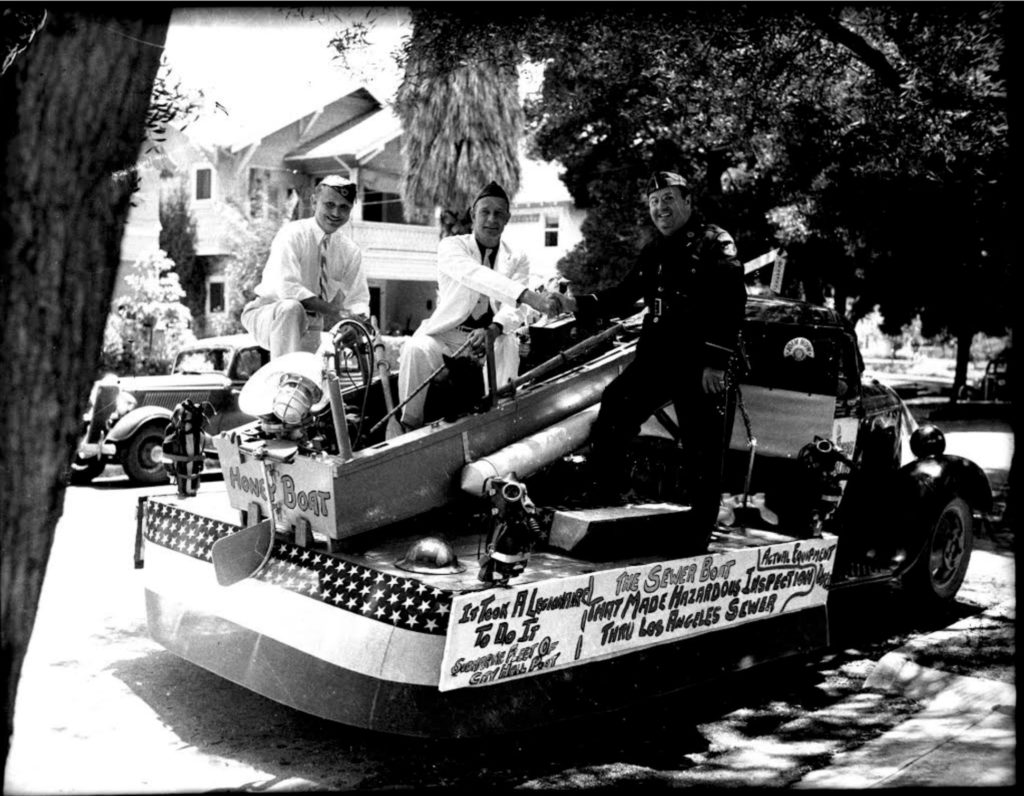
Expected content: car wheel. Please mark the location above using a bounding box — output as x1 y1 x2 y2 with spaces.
905 496 974 606
121 425 168 485
69 454 106 485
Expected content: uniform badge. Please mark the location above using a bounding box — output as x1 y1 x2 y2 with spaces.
717 232 737 258
783 337 815 361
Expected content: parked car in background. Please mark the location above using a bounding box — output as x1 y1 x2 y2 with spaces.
974 349 1011 402
70 334 270 485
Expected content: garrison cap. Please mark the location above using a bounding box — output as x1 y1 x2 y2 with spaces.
473 181 510 207
647 171 690 195
318 174 357 202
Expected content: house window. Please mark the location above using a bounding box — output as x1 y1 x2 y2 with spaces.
369 286 381 324
362 190 406 224
194 167 213 201
207 278 226 314
544 213 559 247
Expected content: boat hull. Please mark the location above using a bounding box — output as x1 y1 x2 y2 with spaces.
141 496 830 737
146 586 825 737
214 341 636 540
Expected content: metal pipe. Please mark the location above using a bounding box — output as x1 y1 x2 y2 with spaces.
484 326 498 409
326 371 353 461
460 405 600 496
369 336 475 435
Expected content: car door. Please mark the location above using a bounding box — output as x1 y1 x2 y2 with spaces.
208 346 270 434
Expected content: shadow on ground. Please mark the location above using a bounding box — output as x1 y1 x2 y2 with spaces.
108 583 978 791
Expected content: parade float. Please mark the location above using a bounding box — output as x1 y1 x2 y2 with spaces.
135 297 991 737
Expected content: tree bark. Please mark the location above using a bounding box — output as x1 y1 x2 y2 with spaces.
951 323 973 402
0 10 169 777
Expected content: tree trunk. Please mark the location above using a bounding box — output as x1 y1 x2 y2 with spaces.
951 320 973 403
0 10 169 776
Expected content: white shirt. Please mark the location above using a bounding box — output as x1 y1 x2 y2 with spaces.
254 217 370 317
417 233 530 337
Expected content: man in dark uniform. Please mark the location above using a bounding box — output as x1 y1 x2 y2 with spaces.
557 171 747 542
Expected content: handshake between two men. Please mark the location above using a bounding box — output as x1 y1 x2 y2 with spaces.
463 286 579 358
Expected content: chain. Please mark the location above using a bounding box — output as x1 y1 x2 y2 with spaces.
724 343 755 448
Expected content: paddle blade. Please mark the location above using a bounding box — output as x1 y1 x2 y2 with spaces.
385 416 405 440
211 520 274 586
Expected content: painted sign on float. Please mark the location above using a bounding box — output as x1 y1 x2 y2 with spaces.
439 537 837 692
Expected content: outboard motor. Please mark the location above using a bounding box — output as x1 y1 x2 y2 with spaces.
162 399 214 497
795 436 855 537
478 476 544 585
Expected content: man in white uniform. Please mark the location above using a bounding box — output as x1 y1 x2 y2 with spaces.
396 181 559 432
242 175 370 358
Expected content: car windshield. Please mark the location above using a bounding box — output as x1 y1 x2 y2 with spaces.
172 348 230 375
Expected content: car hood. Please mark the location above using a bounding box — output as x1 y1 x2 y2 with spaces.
117 373 233 393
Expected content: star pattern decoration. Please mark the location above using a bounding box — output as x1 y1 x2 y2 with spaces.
142 498 454 635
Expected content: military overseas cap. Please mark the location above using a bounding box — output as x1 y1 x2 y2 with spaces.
647 171 691 196
318 174 357 202
473 181 510 207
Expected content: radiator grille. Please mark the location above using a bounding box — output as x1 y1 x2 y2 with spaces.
132 391 214 410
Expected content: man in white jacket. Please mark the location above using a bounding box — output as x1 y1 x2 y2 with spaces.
396 181 559 432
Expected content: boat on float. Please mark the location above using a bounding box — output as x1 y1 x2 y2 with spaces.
135 299 984 737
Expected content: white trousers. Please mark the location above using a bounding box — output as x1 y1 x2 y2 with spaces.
241 298 323 359
396 327 519 431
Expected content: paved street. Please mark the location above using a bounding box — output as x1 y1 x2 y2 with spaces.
4 416 1014 792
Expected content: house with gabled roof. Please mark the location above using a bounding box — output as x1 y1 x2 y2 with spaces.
118 84 585 338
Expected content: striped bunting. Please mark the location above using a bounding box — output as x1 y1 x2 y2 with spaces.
142 500 453 635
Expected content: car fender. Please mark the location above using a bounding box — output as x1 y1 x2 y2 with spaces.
891 453 992 570
106 406 172 444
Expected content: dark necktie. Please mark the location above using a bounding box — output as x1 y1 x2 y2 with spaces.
319 234 331 300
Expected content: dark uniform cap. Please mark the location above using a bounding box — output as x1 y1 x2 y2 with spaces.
473 181 510 207
318 174 357 202
647 171 690 195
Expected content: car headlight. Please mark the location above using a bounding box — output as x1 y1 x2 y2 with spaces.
115 391 138 417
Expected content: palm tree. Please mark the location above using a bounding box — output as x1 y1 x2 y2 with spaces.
395 17 523 238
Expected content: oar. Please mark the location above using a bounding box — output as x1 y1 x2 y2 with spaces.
495 321 625 399
369 336 475 435
211 454 278 586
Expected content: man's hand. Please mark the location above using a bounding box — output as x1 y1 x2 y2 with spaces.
542 294 563 316
550 292 578 314
702 366 726 395
466 327 491 357
518 288 561 318
323 308 344 331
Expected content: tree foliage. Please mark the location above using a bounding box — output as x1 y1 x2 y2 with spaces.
391 8 523 234
103 251 195 374
381 4 1008 389
217 200 292 335
147 56 221 145
158 178 204 332
2 7 47 75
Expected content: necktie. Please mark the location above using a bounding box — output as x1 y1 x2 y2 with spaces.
319 234 331 300
471 248 495 320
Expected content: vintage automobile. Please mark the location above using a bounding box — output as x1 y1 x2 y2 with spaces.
133 298 993 737
969 348 1012 402
70 334 270 485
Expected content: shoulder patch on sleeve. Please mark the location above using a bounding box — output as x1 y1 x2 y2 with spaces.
716 231 737 259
